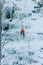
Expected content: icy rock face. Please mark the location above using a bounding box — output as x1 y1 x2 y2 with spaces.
2 3 16 20
1 0 43 65
1 41 43 65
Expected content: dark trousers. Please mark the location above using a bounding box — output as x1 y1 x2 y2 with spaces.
21 31 25 37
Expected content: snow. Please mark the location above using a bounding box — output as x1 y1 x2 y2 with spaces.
1 0 43 65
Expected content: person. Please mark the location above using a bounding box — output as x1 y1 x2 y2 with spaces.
20 27 25 37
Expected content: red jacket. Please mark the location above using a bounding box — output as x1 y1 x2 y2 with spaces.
21 28 24 32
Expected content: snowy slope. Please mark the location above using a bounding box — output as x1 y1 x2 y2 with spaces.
1 0 43 65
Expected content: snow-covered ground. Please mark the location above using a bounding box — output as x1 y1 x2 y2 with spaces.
1 0 43 65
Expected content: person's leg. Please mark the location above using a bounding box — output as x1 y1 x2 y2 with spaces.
21 31 25 37
21 31 22 35
23 32 25 37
